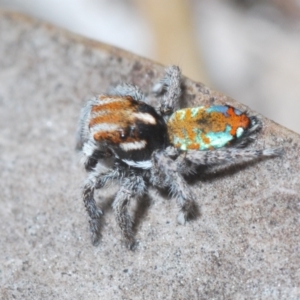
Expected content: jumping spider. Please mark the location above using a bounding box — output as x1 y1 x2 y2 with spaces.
77 65 281 249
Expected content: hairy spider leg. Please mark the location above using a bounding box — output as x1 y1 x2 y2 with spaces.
151 149 195 224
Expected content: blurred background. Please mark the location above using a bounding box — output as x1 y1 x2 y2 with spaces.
1 0 300 133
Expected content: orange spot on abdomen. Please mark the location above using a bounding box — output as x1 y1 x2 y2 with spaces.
226 107 250 136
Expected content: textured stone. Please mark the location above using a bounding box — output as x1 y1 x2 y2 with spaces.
0 11 299 300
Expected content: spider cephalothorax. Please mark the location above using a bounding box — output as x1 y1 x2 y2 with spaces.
77 95 169 171
77 65 281 249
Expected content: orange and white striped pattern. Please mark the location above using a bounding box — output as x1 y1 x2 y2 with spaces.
89 95 157 152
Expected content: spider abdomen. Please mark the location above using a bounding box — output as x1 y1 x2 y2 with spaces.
167 105 254 151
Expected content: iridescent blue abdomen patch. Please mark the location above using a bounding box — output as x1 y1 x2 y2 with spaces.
167 105 252 150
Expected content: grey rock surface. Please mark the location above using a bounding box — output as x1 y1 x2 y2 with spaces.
0 11 299 300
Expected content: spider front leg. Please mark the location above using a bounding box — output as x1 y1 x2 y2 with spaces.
82 165 122 246
82 179 103 246
112 174 147 249
151 149 195 225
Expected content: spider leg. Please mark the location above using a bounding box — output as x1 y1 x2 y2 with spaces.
178 147 283 175
153 65 182 117
83 181 102 246
112 174 147 249
151 149 195 225
82 164 122 246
